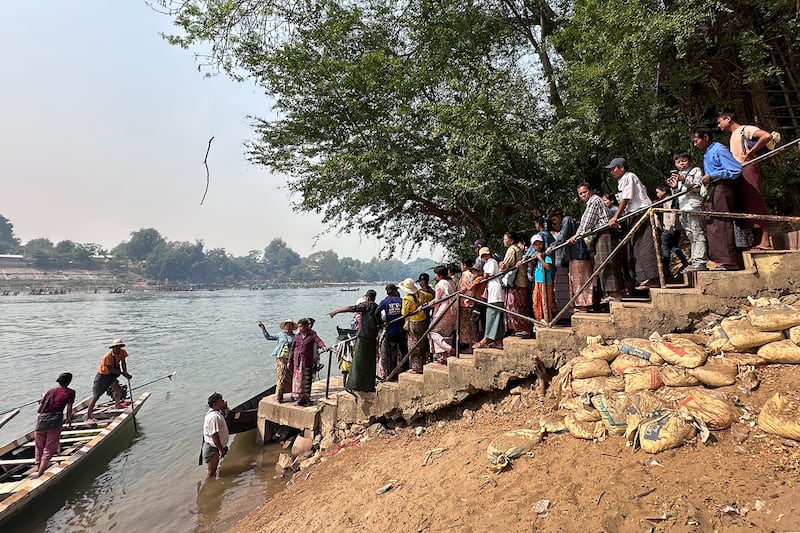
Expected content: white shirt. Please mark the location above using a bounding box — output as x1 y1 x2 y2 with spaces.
676 167 703 211
203 409 229 448
483 257 506 303
617 171 651 214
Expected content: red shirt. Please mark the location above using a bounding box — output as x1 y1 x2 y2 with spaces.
39 386 76 414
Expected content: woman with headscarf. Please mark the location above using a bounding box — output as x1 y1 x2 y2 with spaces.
399 277 433 373
429 265 458 365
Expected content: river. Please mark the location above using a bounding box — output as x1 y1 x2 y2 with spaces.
0 287 378 532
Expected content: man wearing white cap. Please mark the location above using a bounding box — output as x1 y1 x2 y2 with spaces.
85 339 132 424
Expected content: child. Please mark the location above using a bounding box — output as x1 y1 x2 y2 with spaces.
530 234 555 322
601 193 618 218
667 151 707 272
655 184 689 276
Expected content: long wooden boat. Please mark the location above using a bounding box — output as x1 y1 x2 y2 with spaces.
0 392 150 525
224 386 275 434
0 410 19 431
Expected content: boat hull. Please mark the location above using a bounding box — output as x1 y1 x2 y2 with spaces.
0 392 150 525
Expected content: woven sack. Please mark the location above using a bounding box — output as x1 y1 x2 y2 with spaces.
591 392 629 436
611 353 654 376
719 316 784 351
659 366 700 387
564 413 606 440
619 338 663 364
572 358 612 379
757 391 800 441
487 429 542 461
638 412 696 454
747 303 800 332
677 389 738 430
624 367 664 392
688 358 738 387
789 326 800 346
566 376 624 396
580 343 619 362
757 340 800 364
723 352 768 368
652 338 707 369
559 396 602 422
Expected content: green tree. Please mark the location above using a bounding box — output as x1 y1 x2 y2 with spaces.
126 228 167 261
262 238 301 280
0 215 21 253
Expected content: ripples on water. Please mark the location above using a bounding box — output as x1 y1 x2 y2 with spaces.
0 287 375 532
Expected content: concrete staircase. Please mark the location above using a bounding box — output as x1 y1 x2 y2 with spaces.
257 249 800 441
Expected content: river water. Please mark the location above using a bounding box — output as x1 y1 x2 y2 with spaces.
0 287 377 532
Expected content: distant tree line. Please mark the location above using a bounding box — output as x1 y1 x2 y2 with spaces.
0 216 435 284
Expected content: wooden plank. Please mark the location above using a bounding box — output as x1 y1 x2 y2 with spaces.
0 480 24 496
60 428 104 436
0 456 70 466
21 436 94 448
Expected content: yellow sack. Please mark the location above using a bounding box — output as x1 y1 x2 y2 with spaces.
665 333 709 346
723 352 768 368
591 392 629 436
708 325 736 353
758 391 800 441
559 396 602 422
619 338 663 365
652 338 707 368
580 343 620 362
638 412 696 454
487 429 542 461
758 340 800 364
677 389 738 430
747 302 800 332
611 353 654 376
659 366 700 387
688 358 738 387
719 316 785 351
566 376 624 396
624 367 664 392
564 414 606 440
572 358 612 379
788 326 800 346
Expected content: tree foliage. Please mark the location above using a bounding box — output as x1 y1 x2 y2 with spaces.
0 215 21 254
158 0 800 241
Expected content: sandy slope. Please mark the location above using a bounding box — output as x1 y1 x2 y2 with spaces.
230 364 800 533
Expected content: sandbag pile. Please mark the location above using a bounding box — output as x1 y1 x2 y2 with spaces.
551 296 800 452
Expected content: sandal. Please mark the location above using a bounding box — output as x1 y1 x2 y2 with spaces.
472 340 489 349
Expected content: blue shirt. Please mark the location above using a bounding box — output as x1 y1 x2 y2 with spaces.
703 141 742 180
376 296 404 335
534 255 553 283
270 331 294 358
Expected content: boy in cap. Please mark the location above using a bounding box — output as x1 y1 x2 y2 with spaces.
530 234 555 321
376 283 406 379
86 339 132 424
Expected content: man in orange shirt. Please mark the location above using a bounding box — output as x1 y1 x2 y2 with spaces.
85 339 132 424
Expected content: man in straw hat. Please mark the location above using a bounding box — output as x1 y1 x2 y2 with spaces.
399 277 433 373
259 319 297 403
85 339 132 424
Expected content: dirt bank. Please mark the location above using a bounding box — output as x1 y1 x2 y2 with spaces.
229 364 800 533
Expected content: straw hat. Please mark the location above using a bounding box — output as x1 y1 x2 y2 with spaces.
108 339 126 348
398 277 419 294
279 319 297 330
478 247 491 257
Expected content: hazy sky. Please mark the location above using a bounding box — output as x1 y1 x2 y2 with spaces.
1 2 421 261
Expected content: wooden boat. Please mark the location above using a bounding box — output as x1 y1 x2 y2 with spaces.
224 386 275 434
0 410 19 431
340 286 359 292
0 392 150 525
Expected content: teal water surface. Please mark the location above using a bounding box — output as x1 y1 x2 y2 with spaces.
0 287 375 532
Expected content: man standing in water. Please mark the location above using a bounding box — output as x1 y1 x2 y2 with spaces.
85 339 132 425
202 392 229 481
